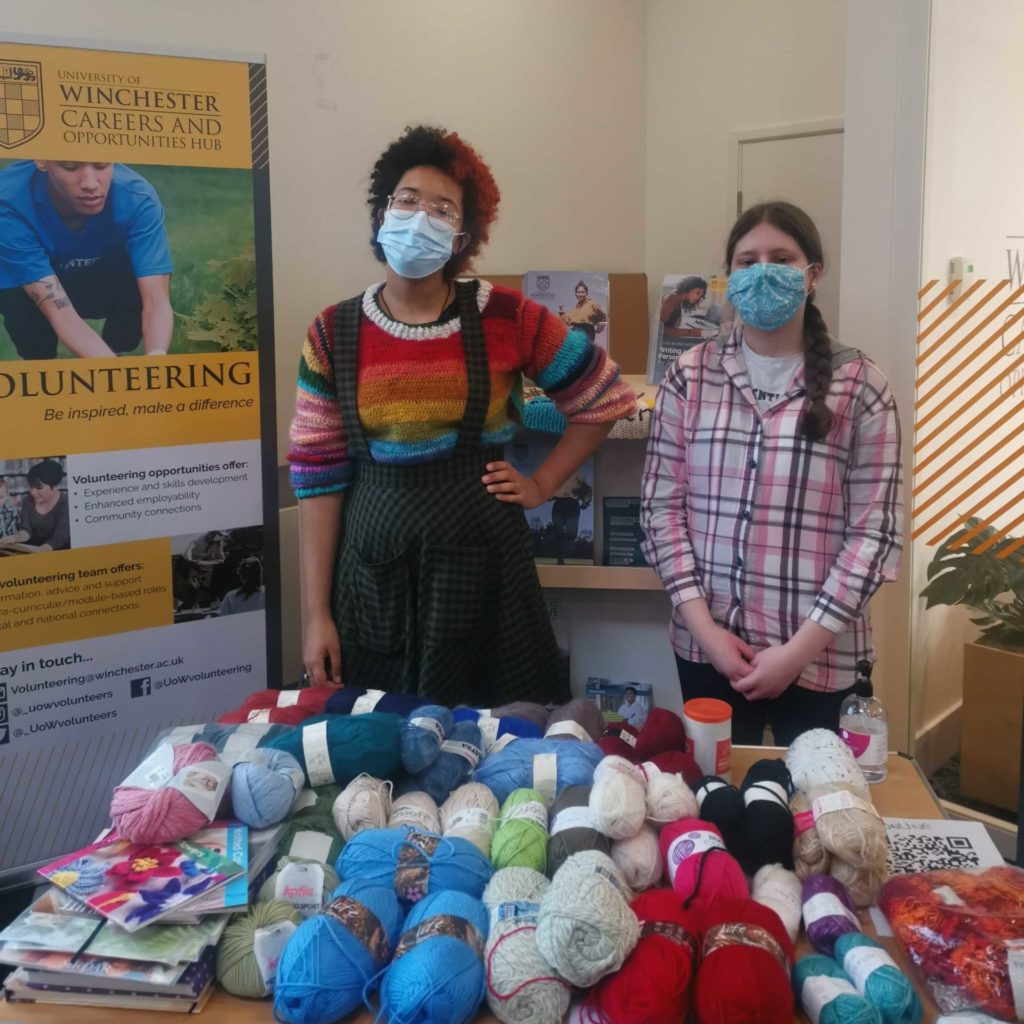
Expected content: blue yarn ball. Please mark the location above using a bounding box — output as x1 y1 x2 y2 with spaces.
473 738 603 805
401 706 454 774
415 721 483 804
274 876 405 1024
793 955 882 1024
165 721 295 754
380 889 489 1024
231 748 305 828
325 688 429 717
834 933 922 1024
264 713 402 788
451 708 543 753
336 826 493 905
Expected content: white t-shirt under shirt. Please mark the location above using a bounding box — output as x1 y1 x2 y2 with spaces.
741 340 803 409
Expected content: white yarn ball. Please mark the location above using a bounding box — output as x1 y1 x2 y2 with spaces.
593 755 646 785
589 770 646 840
535 850 639 988
611 824 663 890
483 867 570 1024
751 863 802 942
785 729 867 792
331 773 391 840
644 772 698 827
441 782 499 857
388 790 441 833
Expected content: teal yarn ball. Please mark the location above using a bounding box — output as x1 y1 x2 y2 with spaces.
834 934 922 1024
264 713 402 788
793 955 882 1024
273 877 405 1024
380 889 489 1024
231 748 304 828
401 705 454 774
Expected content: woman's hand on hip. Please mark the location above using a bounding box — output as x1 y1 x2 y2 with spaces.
730 643 802 701
482 461 547 509
700 625 755 682
303 609 343 688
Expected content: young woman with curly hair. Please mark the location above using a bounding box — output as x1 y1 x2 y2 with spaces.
641 201 903 745
289 125 635 705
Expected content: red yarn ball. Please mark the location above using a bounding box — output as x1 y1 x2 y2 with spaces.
111 741 219 844
218 686 333 724
659 818 748 913
647 749 702 787
695 898 795 1024
585 889 700 1024
634 708 687 762
218 704 310 726
599 722 640 761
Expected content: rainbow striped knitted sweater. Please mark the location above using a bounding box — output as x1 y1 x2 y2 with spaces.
288 280 636 498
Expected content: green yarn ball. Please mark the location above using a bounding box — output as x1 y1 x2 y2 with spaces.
258 855 340 908
491 787 549 873
216 900 303 999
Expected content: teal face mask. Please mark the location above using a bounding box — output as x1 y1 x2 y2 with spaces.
727 262 810 331
376 210 455 279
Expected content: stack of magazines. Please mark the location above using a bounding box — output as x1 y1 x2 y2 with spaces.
1 821 282 1012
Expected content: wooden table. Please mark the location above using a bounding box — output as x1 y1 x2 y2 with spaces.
0 748 944 1024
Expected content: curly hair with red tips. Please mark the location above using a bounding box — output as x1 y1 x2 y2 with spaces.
368 125 501 279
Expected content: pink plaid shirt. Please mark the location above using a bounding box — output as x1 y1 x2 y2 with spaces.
640 329 903 692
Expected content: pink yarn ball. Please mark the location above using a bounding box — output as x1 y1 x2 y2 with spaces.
110 742 218 844
659 818 748 913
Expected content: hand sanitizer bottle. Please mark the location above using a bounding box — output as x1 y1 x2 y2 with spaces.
839 660 888 783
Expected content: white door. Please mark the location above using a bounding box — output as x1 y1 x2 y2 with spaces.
737 129 845 338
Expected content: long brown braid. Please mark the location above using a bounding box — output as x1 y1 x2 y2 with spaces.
725 201 834 442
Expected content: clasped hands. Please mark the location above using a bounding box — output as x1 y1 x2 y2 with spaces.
702 626 805 702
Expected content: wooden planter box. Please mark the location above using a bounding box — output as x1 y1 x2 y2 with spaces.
960 641 1024 812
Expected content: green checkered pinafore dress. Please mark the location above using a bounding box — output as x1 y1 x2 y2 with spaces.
330 280 568 708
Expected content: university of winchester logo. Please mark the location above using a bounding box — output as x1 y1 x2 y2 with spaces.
0 60 44 149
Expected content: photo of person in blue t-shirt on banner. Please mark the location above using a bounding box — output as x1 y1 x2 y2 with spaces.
0 160 173 359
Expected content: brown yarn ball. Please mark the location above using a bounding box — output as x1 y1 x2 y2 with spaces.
790 791 830 879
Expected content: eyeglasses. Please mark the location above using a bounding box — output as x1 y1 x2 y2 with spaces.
386 190 461 229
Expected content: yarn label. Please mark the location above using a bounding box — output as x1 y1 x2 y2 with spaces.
703 922 788 973
393 914 485 960
505 800 547 829
247 708 272 724
491 732 518 754
324 896 393 966
811 789 880 821
441 740 482 768
793 810 816 836
409 716 445 743
167 758 229 821
275 861 324 917
288 830 333 864
743 780 789 809
841 943 895 989
292 789 318 813
389 805 437 833
640 920 696 955
277 690 302 707
532 753 558 807
1006 939 1024 1020
352 689 386 715
252 920 298 995
476 715 501 752
618 729 637 748
551 805 596 836
932 885 967 906
666 830 724 878
445 807 494 834
120 740 178 789
801 975 858 1024
802 892 860 930
545 719 591 743
492 900 540 929
394 830 440 903
302 720 335 786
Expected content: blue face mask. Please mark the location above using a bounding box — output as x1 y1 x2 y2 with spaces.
376 210 456 279
727 262 811 331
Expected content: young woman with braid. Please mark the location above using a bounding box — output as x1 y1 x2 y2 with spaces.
641 202 903 744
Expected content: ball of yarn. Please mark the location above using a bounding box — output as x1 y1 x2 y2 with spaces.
610 824 663 891
219 704 310 726
274 877 405 1023
473 738 603 806
598 721 640 760
158 721 294 758
442 783 499 858
401 705 454 774
264 713 402 788
752 864 803 943
589 759 646 840
834 932 922 1024
389 791 442 834
225 685 334 721
802 873 862 956
793 954 882 1024
660 818 748 912
380 888 489 1024
491 789 549 874
810 782 889 872
646 749 702 786
230 748 304 828
695 775 747 862
337 826 493 904
216 899 303 998
792 790 831 879
535 850 638 987
633 708 687 762
695 898 795 1024
787 728 867 792
642 765 698 828
259 856 339 911
276 814 343 867
453 707 544 754
740 758 795 874
544 698 605 743
416 720 484 804
110 741 220 844
548 785 610 877
491 702 551 733
483 867 569 1024
332 773 392 841
830 859 889 909
585 888 699 1024
324 686 428 717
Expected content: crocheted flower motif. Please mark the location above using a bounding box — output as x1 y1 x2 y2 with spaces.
106 848 182 888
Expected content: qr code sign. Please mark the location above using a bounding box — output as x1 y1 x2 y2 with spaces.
886 829 984 875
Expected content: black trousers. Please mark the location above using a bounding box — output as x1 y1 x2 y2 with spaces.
0 256 142 359
675 655 856 747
